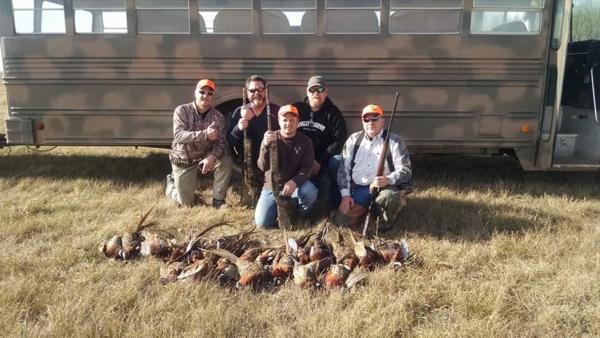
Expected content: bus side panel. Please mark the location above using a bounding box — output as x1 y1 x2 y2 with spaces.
2 30 549 164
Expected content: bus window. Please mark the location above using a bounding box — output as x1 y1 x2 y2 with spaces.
471 0 543 35
136 0 190 34
390 0 462 34
74 0 127 34
262 0 316 34
325 0 381 34
12 0 66 34
199 0 252 34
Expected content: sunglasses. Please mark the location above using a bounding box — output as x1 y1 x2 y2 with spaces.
308 86 325 94
248 87 265 94
362 116 381 123
198 90 214 96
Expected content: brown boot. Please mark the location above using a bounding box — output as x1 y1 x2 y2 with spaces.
330 205 367 227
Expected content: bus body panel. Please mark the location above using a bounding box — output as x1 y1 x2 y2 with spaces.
1 0 570 171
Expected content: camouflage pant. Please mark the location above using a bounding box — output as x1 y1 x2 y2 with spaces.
374 186 407 230
166 153 232 207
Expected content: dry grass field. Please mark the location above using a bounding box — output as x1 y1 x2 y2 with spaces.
1 84 599 337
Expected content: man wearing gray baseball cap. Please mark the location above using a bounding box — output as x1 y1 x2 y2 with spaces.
294 75 347 209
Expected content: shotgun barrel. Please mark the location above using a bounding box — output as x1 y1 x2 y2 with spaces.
362 92 399 238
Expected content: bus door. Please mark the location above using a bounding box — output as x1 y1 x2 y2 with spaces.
552 3 600 169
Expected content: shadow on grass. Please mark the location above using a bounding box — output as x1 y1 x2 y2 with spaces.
394 195 567 241
2 152 598 197
0 152 597 242
414 155 600 199
0 153 170 185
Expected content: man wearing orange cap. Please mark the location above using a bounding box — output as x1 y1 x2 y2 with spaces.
333 104 412 231
255 104 317 229
165 79 232 208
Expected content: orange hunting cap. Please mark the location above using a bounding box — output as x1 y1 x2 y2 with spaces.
278 104 299 117
196 79 216 92
361 104 384 117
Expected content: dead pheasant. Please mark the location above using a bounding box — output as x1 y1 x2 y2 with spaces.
308 224 333 262
120 207 157 259
177 258 213 282
324 264 351 289
159 261 185 285
169 222 235 263
379 239 410 267
208 248 268 288
336 229 359 270
324 264 369 290
351 233 383 270
293 257 332 289
99 235 123 260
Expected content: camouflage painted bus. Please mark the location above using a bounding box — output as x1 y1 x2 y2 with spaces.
0 0 598 170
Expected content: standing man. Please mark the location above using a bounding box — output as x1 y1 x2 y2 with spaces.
165 79 232 208
255 105 317 229
294 76 347 208
333 104 412 231
227 75 280 203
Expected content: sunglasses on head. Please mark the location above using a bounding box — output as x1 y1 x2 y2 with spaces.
308 86 325 94
362 116 381 123
248 87 265 94
198 90 214 96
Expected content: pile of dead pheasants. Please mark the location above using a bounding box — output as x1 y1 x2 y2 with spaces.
99 209 412 291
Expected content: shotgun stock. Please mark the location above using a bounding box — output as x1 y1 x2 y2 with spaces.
362 92 399 238
241 87 256 206
266 88 293 229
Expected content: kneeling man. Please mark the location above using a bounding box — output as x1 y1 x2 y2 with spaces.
255 105 317 229
334 104 412 231
165 79 232 208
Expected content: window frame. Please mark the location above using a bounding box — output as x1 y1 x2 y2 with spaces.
198 0 253 34
72 0 128 35
135 0 191 35
470 0 545 36
11 0 66 35
324 0 382 35
261 0 317 35
389 0 463 35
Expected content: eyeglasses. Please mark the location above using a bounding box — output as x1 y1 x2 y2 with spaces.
248 87 265 94
308 86 325 94
198 90 214 96
362 116 381 123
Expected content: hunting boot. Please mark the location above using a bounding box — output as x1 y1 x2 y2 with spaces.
330 204 367 228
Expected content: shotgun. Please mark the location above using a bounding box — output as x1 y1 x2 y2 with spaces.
362 92 399 238
241 87 255 206
265 87 293 229
265 86 280 198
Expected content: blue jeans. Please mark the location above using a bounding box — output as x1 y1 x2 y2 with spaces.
310 155 342 209
351 185 373 208
254 180 318 229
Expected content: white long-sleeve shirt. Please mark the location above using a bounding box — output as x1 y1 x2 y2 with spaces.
337 129 412 197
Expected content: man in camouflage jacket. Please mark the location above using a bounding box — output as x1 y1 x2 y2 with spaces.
165 79 232 208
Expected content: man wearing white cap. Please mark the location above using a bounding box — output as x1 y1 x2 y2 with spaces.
255 104 317 229
334 104 412 231
165 79 232 208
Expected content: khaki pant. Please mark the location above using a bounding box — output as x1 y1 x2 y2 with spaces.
166 153 232 207
331 185 407 230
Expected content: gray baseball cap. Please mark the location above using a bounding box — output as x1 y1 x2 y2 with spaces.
307 75 327 89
